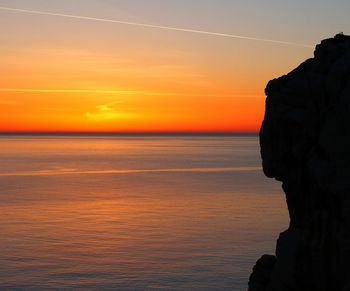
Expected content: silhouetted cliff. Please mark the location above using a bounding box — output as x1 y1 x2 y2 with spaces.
249 34 350 291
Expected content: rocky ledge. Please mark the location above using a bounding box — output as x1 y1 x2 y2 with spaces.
249 34 350 291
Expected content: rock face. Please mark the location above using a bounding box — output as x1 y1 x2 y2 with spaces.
249 34 350 291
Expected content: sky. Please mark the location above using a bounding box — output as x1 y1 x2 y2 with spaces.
0 0 349 133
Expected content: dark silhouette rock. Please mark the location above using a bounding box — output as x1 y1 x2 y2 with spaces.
249 34 350 291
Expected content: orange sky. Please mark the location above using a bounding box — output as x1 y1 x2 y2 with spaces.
0 1 318 133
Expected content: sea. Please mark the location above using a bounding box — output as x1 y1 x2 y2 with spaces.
0 135 287 290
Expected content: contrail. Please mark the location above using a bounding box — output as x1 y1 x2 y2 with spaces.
0 88 265 98
0 88 194 96
0 6 314 48
0 88 149 94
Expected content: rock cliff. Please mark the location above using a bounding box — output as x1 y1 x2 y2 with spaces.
249 34 350 291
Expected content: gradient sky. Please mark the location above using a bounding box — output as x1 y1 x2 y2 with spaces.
1 0 349 132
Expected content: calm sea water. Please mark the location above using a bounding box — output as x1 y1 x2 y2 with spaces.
0 136 287 290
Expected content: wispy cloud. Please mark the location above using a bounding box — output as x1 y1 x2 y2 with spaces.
39 107 75 112
0 99 21 105
86 101 134 121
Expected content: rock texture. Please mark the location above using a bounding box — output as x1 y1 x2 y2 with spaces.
249 34 350 291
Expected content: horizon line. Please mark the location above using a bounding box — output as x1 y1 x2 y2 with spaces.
0 131 259 137
0 166 261 177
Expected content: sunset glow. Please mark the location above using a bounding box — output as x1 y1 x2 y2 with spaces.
0 1 318 133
